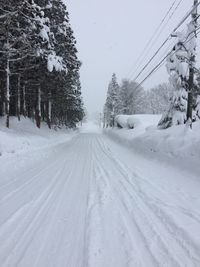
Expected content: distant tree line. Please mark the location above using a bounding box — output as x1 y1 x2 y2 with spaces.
0 0 84 128
104 70 200 128
103 73 173 127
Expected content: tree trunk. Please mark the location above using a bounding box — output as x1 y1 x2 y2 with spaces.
187 59 194 128
17 75 21 121
35 86 41 128
22 85 27 117
46 97 52 129
186 0 198 128
6 57 10 128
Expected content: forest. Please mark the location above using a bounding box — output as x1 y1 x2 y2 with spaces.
0 0 84 129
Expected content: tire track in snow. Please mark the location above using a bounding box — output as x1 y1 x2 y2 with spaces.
0 138 78 202
93 158 142 267
31 153 81 267
93 139 159 267
0 156 72 227
85 136 153 267
85 135 138 267
98 138 200 265
95 135 200 267
20 135 92 267
0 155 75 266
85 159 105 267
1 132 200 267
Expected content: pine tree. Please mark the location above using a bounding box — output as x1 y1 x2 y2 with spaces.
0 0 84 129
118 79 130 114
145 83 173 114
195 95 200 119
158 35 189 128
158 22 197 129
117 79 144 115
104 73 120 127
0 0 34 127
193 70 200 120
41 0 84 127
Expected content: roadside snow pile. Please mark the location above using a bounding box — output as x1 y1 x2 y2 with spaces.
116 114 161 129
106 114 200 160
132 122 200 159
115 115 130 128
127 116 142 129
115 114 161 137
0 117 75 158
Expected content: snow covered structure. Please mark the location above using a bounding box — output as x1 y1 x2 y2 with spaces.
115 114 161 130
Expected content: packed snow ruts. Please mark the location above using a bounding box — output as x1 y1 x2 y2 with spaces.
0 124 200 267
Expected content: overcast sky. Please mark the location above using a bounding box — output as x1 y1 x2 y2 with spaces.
66 0 194 115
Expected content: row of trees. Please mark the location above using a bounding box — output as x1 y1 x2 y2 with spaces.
104 69 200 129
0 0 84 129
103 73 173 127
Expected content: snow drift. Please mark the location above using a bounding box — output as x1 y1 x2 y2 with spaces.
115 114 161 129
0 117 76 158
106 114 200 162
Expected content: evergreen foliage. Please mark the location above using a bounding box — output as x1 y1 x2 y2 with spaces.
104 73 119 127
0 0 84 128
104 74 145 127
158 22 197 129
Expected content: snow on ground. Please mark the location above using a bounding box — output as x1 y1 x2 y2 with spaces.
106 114 200 169
116 114 161 130
115 114 161 137
80 121 101 134
0 117 76 159
0 121 200 266
0 117 76 185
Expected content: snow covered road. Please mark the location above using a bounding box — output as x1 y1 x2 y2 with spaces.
1 128 200 267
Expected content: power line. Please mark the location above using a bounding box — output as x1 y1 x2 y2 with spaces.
133 23 200 91
129 1 200 83
141 27 200 87
126 0 181 79
139 0 184 67
136 38 176 83
173 0 200 32
138 13 200 83
127 0 184 80
166 0 184 22
130 37 171 81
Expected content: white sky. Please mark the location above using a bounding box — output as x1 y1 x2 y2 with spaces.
66 0 195 115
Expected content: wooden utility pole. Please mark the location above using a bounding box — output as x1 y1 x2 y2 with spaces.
187 0 198 128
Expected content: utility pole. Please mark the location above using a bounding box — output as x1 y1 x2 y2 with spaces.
187 0 198 128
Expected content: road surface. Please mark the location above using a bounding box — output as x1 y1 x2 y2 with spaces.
0 127 200 267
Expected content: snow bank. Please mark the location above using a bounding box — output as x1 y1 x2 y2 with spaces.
0 117 76 158
115 114 161 129
115 114 161 138
115 115 130 128
105 114 200 162
133 122 200 159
